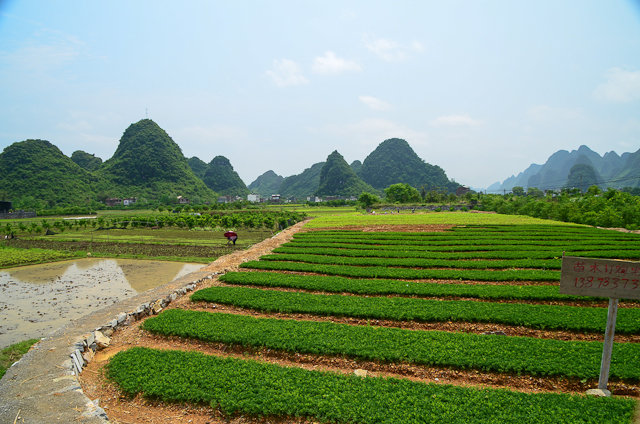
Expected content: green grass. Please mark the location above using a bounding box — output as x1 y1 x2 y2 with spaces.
107 346 636 424
0 339 40 378
0 246 84 269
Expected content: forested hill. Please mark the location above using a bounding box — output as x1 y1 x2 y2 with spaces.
0 139 102 206
316 151 376 197
97 119 217 200
71 150 102 172
358 138 459 192
279 162 325 199
187 156 208 180
248 170 284 197
202 155 250 197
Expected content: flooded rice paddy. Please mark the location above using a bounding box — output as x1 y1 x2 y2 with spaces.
0 258 205 348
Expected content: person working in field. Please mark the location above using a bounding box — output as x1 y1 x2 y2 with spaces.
224 230 238 246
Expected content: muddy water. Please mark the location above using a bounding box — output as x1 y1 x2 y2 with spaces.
0 258 205 348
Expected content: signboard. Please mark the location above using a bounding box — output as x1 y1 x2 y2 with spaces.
560 256 640 300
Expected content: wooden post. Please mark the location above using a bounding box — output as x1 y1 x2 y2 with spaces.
598 298 619 390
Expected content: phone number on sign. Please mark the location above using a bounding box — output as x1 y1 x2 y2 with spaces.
574 276 639 290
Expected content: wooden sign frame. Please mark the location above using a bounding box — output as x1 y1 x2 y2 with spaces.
560 256 640 300
559 255 640 394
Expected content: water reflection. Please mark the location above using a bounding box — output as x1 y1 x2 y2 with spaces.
0 258 205 348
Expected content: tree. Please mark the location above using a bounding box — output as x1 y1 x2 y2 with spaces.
384 183 421 203
512 186 525 196
358 192 380 208
527 187 544 197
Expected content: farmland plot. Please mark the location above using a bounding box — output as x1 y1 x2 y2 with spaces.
103 215 640 423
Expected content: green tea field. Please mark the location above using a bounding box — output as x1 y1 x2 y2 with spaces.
94 213 640 423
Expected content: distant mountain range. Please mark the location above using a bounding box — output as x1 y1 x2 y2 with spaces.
488 145 640 193
245 138 459 199
0 119 461 207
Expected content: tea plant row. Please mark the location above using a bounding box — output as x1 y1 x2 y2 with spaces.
191 286 640 333
219 271 590 301
260 253 562 270
107 346 635 424
240 260 561 281
275 245 640 260
143 309 640 381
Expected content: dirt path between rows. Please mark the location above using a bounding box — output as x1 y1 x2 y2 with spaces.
78 221 640 424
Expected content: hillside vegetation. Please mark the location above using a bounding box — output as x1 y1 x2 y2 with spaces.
202 155 250 197
279 162 325 199
0 139 102 207
316 151 376 197
358 138 459 193
70 150 102 172
97 119 217 201
247 170 284 197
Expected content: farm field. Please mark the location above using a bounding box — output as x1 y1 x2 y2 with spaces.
94 213 640 423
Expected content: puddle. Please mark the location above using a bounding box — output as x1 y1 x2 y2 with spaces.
0 258 205 349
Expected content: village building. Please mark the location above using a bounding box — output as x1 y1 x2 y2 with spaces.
105 198 122 207
456 186 471 196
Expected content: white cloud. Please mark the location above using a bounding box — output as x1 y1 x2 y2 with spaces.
0 28 85 72
594 68 640 102
526 105 581 122
429 114 483 127
363 35 424 62
266 59 308 87
358 95 391 111
312 51 361 75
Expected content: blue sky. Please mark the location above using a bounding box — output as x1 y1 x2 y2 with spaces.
1 1 639 190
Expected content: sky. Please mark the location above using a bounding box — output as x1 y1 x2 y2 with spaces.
1 1 639 191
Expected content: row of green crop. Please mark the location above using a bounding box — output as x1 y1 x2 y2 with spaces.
291 236 639 248
144 310 640 381
274 245 640 261
0 246 83 268
107 346 635 424
305 226 639 238
260 253 562 270
294 232 639 243
219 272 589 301
240 260 561 281
191 286 640 333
